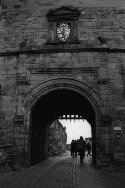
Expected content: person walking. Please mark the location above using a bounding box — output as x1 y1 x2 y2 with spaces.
71 140 75 158
76 136 86 163
86 141 92 157
74 140 77 158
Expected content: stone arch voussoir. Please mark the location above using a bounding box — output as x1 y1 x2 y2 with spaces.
24 77 102 116
23 77 105 165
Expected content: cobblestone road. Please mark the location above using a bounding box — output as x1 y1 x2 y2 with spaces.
0 155 74 188
36 158 73 188
75 155 125 188
0 153 125 188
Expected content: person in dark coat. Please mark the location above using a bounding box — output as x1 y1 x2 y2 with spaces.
71 140 75 157
76 136 86 163
74 140 77 158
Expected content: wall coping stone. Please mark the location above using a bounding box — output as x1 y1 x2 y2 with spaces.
1 47 125 57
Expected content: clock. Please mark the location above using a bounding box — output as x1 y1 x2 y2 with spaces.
57 23 71 42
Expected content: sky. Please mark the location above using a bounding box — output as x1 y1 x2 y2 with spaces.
59 119 92 144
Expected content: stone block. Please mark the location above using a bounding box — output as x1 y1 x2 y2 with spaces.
0 2 125 166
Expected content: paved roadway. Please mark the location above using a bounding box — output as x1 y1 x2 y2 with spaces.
0 152 125 188
75 155 125 188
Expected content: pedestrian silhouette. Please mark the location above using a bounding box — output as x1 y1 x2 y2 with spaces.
76 136 86 163
71 140 75 158
74 140 77 158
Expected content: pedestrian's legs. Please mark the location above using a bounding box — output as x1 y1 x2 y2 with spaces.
75 151 77 158
71 150 75 158
79 150 85 163
80 154 83 163
73 151 75 158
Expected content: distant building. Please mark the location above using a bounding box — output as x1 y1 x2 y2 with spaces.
48 120 67 156
66 144 71 151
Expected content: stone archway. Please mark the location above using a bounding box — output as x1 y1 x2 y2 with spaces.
24 78 103 165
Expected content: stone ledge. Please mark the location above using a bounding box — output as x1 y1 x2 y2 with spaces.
1 47 125 57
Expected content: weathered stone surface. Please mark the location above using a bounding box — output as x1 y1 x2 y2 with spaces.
0 1 125 165
48 120 67 156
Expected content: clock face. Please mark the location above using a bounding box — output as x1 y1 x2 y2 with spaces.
57 23 70 42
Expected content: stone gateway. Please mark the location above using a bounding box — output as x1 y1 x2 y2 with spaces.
0 0 125 166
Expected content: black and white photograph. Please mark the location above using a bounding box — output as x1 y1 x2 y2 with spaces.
0 0 125 187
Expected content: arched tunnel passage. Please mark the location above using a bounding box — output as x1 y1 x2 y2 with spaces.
30 89 96 165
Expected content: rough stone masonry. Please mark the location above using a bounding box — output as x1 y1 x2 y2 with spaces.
0 0 125 166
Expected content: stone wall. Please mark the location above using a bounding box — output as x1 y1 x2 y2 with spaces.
0 0 125 164
1 2 125 51
48 119 67 156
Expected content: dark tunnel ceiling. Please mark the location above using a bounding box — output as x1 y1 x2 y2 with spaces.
31 89 95 126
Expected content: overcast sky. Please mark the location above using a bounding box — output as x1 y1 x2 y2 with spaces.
59 119 92 144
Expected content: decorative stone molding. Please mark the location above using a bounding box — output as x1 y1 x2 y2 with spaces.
97 78 109 85
17 76 29 85
46 6 80 44
13 115 24 126
1 48 125 57
47 6 80 20
29 67 98 75
24 77 102 127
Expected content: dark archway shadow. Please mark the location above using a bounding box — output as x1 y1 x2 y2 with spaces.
30 89 96 165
